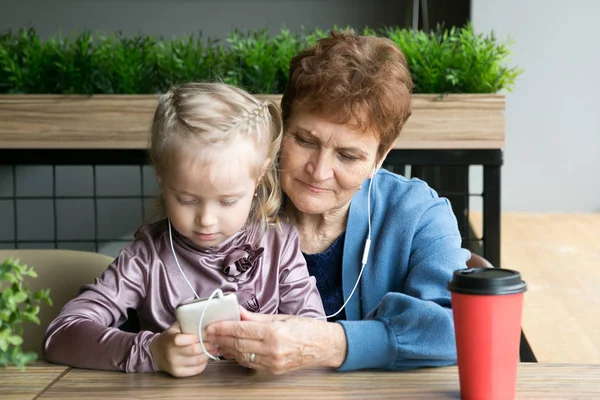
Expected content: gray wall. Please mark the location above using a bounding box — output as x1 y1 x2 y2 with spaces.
1 0 410 39
0 0 468 40
472 0 600 212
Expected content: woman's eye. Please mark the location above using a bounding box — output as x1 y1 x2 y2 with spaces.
339 153 358 162
294 135 313 146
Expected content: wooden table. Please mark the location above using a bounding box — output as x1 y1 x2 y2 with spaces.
470 212 600 364
0 363 69 400
3 361 599 399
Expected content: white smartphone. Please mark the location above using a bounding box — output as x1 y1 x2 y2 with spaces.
175 292 240 340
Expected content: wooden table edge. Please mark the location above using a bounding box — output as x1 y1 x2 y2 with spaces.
32 366 72 400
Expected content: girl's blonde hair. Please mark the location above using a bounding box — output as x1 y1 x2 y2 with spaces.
149 82 283 233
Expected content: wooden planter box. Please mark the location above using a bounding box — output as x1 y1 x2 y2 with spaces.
0 94 504 150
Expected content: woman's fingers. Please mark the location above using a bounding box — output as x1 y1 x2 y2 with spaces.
239 307 290 322
217 349 235 360
211 335 264 355
218 348 271 372
206 318 275 340
230 316 345 374
206 314 344 375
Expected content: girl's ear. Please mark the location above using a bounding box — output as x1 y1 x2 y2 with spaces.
256 157 271 186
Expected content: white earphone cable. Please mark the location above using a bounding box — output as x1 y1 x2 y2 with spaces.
168 167 376 336
198 288 223 361
168 219 219 360
318 170 374 320
168 219 200 300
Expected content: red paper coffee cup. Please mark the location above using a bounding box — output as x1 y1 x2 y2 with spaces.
448 268 527 400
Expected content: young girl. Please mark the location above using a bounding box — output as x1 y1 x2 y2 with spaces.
43 82 325 377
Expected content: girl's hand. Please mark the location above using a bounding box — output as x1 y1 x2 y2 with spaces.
150 322 218 377
206 308 347 375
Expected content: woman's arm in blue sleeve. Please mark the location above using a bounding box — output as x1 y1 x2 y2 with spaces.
337 197 470 371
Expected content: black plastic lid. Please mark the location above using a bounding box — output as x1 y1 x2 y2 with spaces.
448 268 527 295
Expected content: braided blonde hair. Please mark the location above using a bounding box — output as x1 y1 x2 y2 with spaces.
149 82 283 233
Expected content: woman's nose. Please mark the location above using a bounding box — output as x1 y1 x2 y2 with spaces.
307 151 334 181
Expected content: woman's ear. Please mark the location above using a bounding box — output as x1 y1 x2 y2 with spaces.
369 167 378 179
370 141 397 177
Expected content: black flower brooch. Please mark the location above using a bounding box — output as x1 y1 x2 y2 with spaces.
222 244 264 279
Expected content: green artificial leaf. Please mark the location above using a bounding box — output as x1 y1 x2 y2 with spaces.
0 257 52 370
0 24 521 95
7 335 23 346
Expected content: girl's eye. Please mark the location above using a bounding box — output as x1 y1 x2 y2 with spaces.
177 199 196 206
221 200 239 207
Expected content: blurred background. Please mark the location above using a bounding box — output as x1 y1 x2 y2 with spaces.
0 0 598 257
1 0 599 367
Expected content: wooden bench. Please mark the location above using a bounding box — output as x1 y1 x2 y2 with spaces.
470 212 600 363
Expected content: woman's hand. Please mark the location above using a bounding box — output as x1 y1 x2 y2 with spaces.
206 308 348 375
150 322 218 377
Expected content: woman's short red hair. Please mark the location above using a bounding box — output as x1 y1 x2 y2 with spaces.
281 30 413 160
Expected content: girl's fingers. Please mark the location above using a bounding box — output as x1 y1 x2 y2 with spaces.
179 353 211 367
178 341 217 357
173 332 201 347
169 361 209 378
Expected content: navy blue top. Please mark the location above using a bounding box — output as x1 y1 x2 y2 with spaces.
303 232 346 322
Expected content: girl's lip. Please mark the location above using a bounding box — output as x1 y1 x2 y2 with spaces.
195 232 218 240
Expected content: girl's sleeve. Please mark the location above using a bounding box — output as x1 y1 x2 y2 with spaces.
43 240 160 372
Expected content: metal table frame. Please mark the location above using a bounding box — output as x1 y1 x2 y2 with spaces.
0 147 503 268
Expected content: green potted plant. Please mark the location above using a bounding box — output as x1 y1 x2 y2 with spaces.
0 24 520 149
0 257 52 370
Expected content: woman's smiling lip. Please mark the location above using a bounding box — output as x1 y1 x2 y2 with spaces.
298 180 329 193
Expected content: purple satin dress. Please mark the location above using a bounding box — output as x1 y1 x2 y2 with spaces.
43 219 325 372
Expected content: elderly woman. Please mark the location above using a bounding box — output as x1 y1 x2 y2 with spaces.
207 30 470 373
